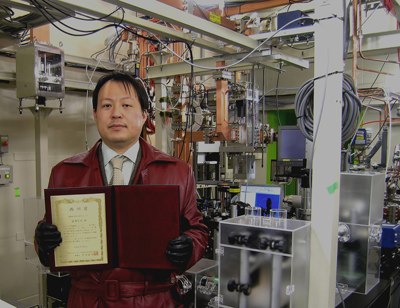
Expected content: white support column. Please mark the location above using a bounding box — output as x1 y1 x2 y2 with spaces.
31 107 52 198
30 106 53 308
308 1 344 307
154 78 170 154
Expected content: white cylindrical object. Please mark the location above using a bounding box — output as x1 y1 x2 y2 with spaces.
271 254 283 308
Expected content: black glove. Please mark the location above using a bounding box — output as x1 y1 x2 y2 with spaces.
166 233 193 269
35 222 62 254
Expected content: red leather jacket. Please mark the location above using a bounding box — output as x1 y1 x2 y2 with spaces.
44 138 209 308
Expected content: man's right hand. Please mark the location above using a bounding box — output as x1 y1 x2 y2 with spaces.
35 222 62 253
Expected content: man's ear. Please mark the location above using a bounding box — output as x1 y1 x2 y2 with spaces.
142 110 148 125
93 109 97 123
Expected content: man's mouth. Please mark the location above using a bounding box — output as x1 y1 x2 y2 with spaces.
109 124 125 129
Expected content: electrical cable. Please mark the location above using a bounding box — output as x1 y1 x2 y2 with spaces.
193 0 208 20
284 43 314 50
0 6 14 22
187 40 195 163
360 101 396 158
362 1 381 26
39 0 123 22
382 88 393 178
258 87 300 103
84 35 121 150
294 73 361 143
348 54 391 151
30 0 125 37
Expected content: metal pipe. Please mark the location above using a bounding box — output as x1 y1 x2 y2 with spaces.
239 249 249 308
271 255 282 308
352 0 358 83
381 126 388 166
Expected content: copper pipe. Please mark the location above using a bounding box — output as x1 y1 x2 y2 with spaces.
352 0 393 75
358 88 384 94
361 96 387 103
358 0 400 65
358 94 386 100
356 64 393 75
360 119 400 126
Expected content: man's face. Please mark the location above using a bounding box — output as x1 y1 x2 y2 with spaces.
93 80 147 154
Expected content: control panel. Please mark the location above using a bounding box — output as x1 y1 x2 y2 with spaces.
0 135 8 153
0 165 13 185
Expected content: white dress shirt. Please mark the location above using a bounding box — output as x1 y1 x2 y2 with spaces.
102 141 140 185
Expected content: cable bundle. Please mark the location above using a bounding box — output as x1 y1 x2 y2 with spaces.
295 73 361 143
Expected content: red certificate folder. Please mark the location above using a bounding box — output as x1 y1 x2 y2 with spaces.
114 185 180 270
44 185 180 272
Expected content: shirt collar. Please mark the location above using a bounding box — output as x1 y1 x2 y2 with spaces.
101 141 140 166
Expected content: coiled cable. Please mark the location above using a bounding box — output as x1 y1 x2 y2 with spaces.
295 73 361 143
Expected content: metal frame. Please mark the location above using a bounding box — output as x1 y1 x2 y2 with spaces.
49 0 237 55
103 0 260 51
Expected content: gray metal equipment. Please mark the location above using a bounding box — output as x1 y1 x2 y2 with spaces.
219 216 311 308
16 42 65 100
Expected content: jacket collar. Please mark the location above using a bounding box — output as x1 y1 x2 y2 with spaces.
62 138 176 167
63 140 101 167
139 137 178 166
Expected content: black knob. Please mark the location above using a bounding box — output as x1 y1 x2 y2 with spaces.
270 240 284 251
260 238 270 250
227 279 237 292
227 279 252 296
240 284 252 296
228 232 237 245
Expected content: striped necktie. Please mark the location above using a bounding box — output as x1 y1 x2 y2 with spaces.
109 156 129 185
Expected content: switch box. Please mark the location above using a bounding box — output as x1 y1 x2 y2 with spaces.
0 165 13 184
0 135 8 153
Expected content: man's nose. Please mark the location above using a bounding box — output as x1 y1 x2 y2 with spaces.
111 105 123 118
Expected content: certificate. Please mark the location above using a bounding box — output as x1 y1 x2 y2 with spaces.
45 187 113 272
51 194 107 267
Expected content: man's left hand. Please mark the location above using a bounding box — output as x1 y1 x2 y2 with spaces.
166 233 193 269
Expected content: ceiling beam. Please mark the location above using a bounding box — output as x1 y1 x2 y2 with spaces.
103 0 259 51
50 0 237 54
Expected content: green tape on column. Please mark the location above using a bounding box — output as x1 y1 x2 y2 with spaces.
15 187 20 197
326 182 339 195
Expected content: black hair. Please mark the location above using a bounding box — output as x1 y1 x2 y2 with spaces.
92 72 149 112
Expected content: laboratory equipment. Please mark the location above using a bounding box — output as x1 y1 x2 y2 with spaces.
336 172 383 305
219 216 311 308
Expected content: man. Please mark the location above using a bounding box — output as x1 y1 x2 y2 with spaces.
35 72 209 308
